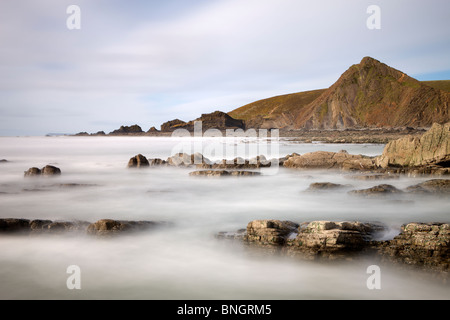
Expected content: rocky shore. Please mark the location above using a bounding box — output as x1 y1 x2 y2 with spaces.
217 220 449 274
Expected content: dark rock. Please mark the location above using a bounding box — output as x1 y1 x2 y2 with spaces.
94 131 106 136
147 127 159 133
128 154 150 168
75 132 89 136
0 159 7 163
109 125 143 135
149 158 168 166
189 170 261 177
47 221 90 234
24 167 41 177
161 119 187 132
41 165 61 176
348 184 403 197
86 219 161 236
30 220 53 232
406 179 450 194
305 182 348 191
0 219 30 233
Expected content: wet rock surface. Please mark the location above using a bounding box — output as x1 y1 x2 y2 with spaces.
305 182 349 191
283 150 376 170
348 184 404 197
220 219 450 272
405 179 450 194
86 219 163 236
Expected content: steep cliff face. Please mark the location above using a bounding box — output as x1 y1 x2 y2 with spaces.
228 57 450 129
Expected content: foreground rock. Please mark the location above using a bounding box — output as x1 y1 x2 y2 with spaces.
128 154 150 168
380 223 449 272
283 150 376 171
221 219 450 272
376 122 450 168
24 165 61 177
189 170 261 177
86 219 162 236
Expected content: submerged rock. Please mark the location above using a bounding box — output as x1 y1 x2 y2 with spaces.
86 219 161 236
0 159 7 163
305 182 348 191
128 154 150 168
348 184 403 197
189 170 261 177
406 179 450 194
24 167 42 177
0 219 31 233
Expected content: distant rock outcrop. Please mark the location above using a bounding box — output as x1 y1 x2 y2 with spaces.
109 125 143 135
376 122 450 168
189 170 261 177
86 219 161 236
160 111 245 132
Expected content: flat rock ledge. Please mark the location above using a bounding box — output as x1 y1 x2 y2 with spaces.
0 218 167 236
189 170 261 177
218 219 449 273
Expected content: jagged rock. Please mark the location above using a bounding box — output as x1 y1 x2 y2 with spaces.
305 182 348 191
0 219 31 233
283 151 376 170
405 179 450 194
245 220 299 245
381 223 449 271
160 119 187 132
376 122 450 168
86 219 161 236
109 125 143 135
128 154 150 168
94 131 106 136
189 170 261 177
348 184 403 197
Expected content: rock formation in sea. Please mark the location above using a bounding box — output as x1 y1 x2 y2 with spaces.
24 165 61 177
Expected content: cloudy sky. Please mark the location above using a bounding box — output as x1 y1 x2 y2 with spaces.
1 0 449 135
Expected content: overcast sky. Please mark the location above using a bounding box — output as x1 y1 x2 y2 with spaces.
1 0 449 135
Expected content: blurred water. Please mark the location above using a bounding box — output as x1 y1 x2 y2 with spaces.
0 136 448 300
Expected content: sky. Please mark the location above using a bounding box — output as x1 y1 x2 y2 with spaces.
0 0 449 136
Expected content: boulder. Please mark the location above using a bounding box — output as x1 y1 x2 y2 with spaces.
86 219 160 236
348 184 403 197
381 223 449 271
189 170 261 177
128 154 150 168
41 165 61 176
24 167 42 177
406 179 450 194
245 220 299 245
376 122 450 168
24 165 61 177
283 151 376 170
149 158 168 166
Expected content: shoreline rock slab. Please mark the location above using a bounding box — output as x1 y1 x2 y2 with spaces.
376 122 450 168
348 184 403 197
86 219 162 236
